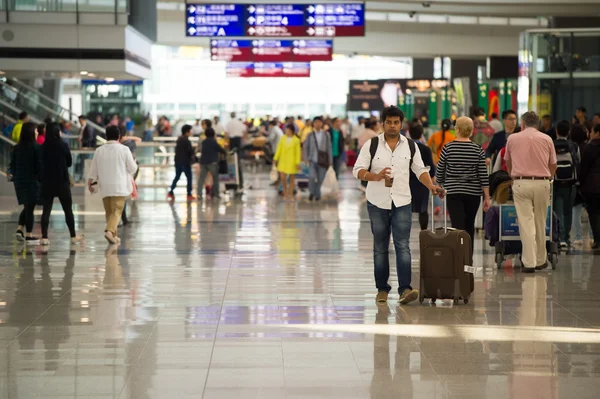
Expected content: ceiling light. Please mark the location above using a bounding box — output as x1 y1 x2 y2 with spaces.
87 73 96 77
80 71 88 75
105 77 115 82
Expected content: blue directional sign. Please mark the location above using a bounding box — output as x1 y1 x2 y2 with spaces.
186 3 365 37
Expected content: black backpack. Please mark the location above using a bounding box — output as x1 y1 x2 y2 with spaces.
367 136 416 172
554 139 579 185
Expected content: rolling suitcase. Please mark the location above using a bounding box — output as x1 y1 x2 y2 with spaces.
419 196 474 305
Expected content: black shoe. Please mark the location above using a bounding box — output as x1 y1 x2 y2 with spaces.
15 230 25 242
315 196 321 202
535 262 549 271
592 242 600 250
309 194 314 202
25 236 40 244
522 267 535 274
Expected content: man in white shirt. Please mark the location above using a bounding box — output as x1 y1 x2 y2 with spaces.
88 125 138 245
191 118 204 137
353 106 442 305
226 112 248 187
213 116 225 135
489 113 504 133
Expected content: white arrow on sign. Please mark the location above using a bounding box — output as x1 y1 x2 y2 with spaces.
232 41 238 47
188 17 195 24
307 27 315 35
248 16 256 24
307 5 315 13
248 27 256 35
252 40 258 46
188 27 197 35
248 5 255 13
188 5 196 13
211 40 217 46
307 16 315 24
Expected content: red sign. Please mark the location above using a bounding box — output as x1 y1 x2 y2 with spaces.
211 39 332 63
226 62 311 78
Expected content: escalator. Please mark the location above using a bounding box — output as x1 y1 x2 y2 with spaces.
0 77 105 144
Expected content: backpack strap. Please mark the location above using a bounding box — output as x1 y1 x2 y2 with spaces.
407 137 416 169
367 136 379 172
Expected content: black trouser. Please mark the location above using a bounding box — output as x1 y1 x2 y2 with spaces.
586 193 600 244
446 194 481 252
418 212 428 231
18 203 36 233
229 137 244 187
41 187 76 238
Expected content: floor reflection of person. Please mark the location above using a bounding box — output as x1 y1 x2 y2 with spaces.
369 306 413 399
511 275 555 397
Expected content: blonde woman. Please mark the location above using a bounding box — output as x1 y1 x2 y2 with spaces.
436 116 491 251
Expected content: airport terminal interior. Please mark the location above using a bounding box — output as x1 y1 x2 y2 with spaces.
1 1 600 398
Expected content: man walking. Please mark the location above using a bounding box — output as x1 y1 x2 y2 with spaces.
485 109 518 166
553 120 580 248
505 112 557 272
88 125 138 244
167 124 195 201
353 106 442 304
303 116 332 201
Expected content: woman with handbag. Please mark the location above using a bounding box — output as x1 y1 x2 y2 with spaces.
39 122 84 246
10 122 42 243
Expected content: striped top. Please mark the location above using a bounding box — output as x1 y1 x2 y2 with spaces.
437 140 489 196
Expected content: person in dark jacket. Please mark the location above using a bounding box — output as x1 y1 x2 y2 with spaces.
570 124 592 245
579 124 600 249
197 127 226 200
39 122 84 246
330 117 345 179
167 124 195 201
9 122 41 243
408 123 435 230
485 109 519 166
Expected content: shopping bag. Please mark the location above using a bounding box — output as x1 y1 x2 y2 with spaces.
131 179 138 200
270 165 279 183
321 166 340 194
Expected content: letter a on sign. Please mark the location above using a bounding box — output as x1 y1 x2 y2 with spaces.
218 28 226 36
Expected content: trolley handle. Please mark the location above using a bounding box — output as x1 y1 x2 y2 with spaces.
430 192 448 233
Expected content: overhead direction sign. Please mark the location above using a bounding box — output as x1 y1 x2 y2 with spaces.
211 39 333 62
186 3 365 37
226 62 311 77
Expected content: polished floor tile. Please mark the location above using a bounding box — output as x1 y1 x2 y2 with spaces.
0 171 599 398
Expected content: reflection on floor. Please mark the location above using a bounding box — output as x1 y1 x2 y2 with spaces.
0 172 599 399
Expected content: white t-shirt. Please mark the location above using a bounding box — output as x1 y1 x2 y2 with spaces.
88 141 138 198
191 124 203 136
213 123 226 134
226 119 247 138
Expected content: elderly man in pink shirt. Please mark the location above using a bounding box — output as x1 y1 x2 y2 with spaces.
504 111 557 273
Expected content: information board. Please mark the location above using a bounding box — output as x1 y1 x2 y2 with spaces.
186 3 365 37
226 62 311 77
211 39 333 62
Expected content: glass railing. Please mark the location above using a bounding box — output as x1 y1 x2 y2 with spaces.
0 135 14 175
0 79 106 148
2 0 128 12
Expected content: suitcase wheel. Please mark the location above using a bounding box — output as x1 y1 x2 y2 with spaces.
431 298 436 304
453 298 459 305
419 296 424 304
464 298 469 305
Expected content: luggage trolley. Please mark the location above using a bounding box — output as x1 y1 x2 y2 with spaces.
219 150 243 197
494 184 559 270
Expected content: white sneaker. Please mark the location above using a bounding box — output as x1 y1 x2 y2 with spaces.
560 242 569 248
71 235 85 244
572 240 583 246
40 238 50 246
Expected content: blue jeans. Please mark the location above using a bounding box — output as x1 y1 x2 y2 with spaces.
367 201 413 294
309 161 327 199
332 155 342 179
170 164 193 196
572 204 593 240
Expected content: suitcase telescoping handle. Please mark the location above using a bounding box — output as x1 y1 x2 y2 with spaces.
431 192 448 233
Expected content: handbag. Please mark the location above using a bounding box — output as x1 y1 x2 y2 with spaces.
312 132 330 168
